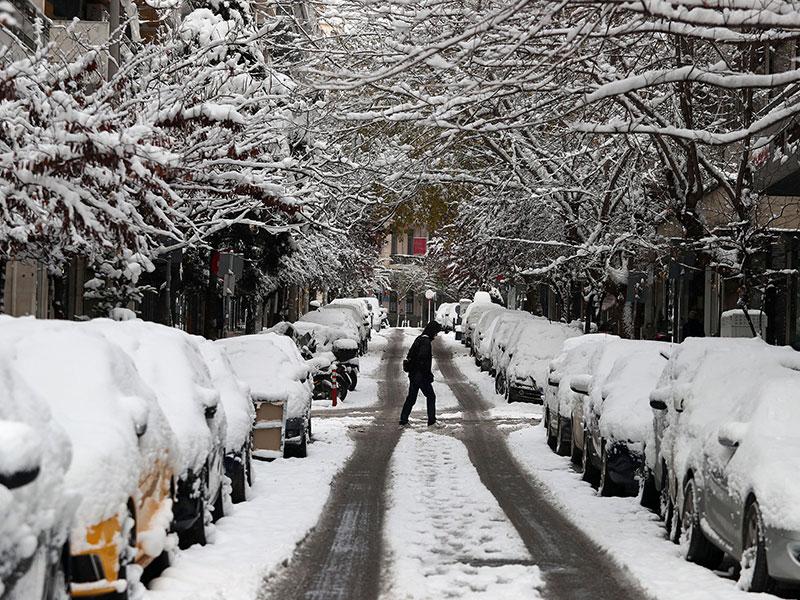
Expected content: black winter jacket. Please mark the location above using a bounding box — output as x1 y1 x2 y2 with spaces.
406 335 433 380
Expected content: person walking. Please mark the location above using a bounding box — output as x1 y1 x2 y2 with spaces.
399 321 443 427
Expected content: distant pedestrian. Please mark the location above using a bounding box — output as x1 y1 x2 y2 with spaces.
399 321 442 427
682 309 705 341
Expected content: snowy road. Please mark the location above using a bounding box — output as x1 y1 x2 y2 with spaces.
260 330 648 600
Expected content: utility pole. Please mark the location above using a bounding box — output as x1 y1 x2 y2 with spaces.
108 0 120 78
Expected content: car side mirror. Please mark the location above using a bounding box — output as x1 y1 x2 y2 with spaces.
673 396 685 413
0 465 40 490
718 422 747 448
135 421 148 437
649 398 668 411
204 405 218 419
0 422 42 489
570 374 592 395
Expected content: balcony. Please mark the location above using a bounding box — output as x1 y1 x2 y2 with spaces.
0 0 50 52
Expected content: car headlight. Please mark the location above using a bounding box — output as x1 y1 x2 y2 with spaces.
789 542 800 566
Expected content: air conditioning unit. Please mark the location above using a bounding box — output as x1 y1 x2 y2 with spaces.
720 309 767 338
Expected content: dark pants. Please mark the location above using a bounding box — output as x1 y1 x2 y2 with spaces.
400 373 437 425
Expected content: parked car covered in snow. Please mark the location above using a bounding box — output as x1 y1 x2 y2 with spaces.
544 334 619 457
300 306 365 354
435 302 459 332
329 298 372 342
88 319 226 549
356 297 382 332
218 333 313 458
498 318 581 403
647 338 800 592
197 340 255 504
469 306 504 362
0 319 178 596
485 311 532 375
460 292 495 347
579 341 670 496
0 348 72 600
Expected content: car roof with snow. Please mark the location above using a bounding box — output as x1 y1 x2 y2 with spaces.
86 318 220 477
587 340 671 444
216 333 311 419
506 319 582 385
300 307 361 341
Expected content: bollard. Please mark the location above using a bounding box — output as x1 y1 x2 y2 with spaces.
331 367 338 407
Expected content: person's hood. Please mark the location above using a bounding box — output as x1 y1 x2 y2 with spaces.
422 321 442 337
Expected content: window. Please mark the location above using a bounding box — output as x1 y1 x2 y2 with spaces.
406 291 414 315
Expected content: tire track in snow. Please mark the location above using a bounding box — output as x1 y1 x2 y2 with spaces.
259 329 408 600
433 341 652 600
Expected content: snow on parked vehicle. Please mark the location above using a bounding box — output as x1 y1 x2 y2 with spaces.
0 345 72 600
485 311 533 375
217 333 313 459
471 307 506 369
580 340 671 496
87 319 226 549
461 292 495 346
197 340 255 504
500 318 582 403
329 298 372 344
648 337 800 592
544 334 619 457
300 306 363 353
356 296 382 331
0 318 178 597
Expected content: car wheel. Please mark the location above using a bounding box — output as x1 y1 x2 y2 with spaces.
179 487 207 549
545 409 557 450
741 500 774 593
555 417 571 457
211 485 224 523
640 468 659 511
681 478 723 568
43 541 70 600
599 442 621 497
295 431 308 458
570 433 582 465
113 505 137 599
230 450 247 504
245 445 253 487
581 431 599 485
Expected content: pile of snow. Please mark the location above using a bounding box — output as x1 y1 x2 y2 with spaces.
505 318 582 388
0 318 177 550
87 319 223 479
653 337 800 529
216 333 311 420
196 340 254 454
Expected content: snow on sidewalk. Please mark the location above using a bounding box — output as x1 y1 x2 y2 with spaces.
507 426 781 600
381 431 543 600
144 417 365 600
